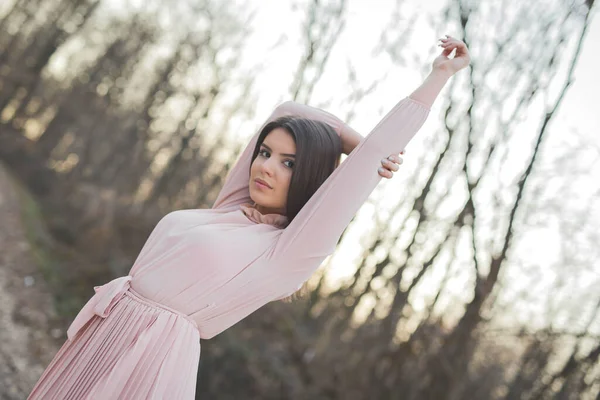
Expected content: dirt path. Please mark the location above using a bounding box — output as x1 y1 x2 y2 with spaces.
0 163 63 399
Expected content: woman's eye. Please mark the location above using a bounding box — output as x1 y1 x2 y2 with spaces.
260 149 293 168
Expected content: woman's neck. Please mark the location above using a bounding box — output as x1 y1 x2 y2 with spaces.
254 203 285 216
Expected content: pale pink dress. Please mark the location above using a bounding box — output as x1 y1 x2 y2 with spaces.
28 97 430 399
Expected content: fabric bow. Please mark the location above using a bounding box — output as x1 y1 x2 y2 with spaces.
66 275 133 340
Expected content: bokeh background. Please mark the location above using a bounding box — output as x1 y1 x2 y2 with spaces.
0 0 599 399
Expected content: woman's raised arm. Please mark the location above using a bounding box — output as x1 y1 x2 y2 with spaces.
270 35 471 266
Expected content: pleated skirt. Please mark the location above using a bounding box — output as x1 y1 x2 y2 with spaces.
28 288 201 400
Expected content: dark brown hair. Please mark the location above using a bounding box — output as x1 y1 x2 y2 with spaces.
250 116 343 223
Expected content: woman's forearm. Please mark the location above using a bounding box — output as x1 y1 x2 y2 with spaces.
341 125 364 155
341 68 452 155
408 68 452 108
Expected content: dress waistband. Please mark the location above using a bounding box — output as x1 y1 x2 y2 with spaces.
125 287 198 331
66 275 199 340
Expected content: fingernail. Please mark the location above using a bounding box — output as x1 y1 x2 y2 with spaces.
378 167 384 173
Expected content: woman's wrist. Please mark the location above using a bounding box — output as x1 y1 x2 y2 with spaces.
408 68 452 109
431 66 454 80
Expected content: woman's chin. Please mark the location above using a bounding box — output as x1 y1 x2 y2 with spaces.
249 190 266 203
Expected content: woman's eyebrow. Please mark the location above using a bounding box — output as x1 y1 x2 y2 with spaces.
261 143 295 158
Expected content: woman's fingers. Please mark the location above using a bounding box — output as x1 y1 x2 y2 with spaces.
378 168 393 178
438 36 469 61
433 34 470 74
439 35 459 45
382 159 399 172
378 154 404 179
438 36 466 52
439 39 457 48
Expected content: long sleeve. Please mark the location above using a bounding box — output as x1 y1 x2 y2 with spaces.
211 102 345 211
272 97 431 263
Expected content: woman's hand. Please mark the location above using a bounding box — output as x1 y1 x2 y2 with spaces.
378 151 404 179
433 34 471 75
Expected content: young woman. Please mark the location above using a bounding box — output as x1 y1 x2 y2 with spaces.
29 35 470 399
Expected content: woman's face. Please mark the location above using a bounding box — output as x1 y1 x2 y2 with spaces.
249 128 296 215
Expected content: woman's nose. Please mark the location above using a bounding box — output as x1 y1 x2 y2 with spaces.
261 158 276 174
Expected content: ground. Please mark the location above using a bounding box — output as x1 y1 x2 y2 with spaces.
0 163 63 399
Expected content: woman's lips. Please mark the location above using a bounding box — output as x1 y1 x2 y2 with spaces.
255 179 271 189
